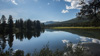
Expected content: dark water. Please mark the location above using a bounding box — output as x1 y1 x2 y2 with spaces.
0 29 100 54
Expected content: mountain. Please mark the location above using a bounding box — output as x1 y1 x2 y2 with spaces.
46 17 94 27
44 21 59 25
50 18 89 24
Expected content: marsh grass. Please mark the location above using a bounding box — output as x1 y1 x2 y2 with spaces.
51 27 100 29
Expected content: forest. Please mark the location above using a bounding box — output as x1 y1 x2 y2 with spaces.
0 15 44 36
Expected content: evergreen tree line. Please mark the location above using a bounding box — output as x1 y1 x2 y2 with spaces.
0 15 44 35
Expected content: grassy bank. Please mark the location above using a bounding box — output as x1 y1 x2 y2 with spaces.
50 27 100 29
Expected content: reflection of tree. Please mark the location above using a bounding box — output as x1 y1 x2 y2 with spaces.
15 32 24 41
24 31 33 40
15 28 45 41
8 33 14 48
0 27 45 54
33 29 41 37
0 32 14 53
0 35 6 53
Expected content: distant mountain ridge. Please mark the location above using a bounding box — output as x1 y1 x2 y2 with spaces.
44 21 59 25
46 17 98 27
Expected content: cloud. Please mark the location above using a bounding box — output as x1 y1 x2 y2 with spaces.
48 3 50 5
61 9 69 13
65 0 82 10
11 0 18 5
64 0 72 2
63 0 92 13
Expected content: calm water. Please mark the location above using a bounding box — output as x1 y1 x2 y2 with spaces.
0 29 100 54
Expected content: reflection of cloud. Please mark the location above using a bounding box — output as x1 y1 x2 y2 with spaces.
92 39 100 44
12 49 19 54
80 36 87 41
53 31 63 33
62 39 69 43
79 36 100 44
72 44 77 48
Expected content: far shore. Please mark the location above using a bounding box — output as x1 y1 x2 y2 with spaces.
49 27 100 29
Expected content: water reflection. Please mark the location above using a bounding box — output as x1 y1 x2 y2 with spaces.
0 29 45 53
15 29 45 41
62 36 100 56
0 29 100 56
0 33 14 54
49 29 100 39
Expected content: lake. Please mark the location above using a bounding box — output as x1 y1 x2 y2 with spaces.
0 29 100 55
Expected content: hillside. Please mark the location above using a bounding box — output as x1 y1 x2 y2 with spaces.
46 17 92 27
46 12 100 27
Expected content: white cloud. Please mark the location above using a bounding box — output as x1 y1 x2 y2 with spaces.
65 0 82 10
64 0 72 2
63 0 92 11
48 3 50 5
61 9 69 13
11 0 18 5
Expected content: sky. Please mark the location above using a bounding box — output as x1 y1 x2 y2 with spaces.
0 0 91 22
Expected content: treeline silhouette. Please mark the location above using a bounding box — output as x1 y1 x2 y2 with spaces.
0 15 44 35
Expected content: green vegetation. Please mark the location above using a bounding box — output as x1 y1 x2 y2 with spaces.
50 27 100 29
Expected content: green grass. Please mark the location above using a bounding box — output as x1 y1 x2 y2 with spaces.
50 27 100 29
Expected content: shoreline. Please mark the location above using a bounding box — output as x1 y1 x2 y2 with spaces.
49 27 100 29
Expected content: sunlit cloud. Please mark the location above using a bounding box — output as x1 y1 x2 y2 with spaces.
61 9 69 13
63 0 93 13
11 0 18 5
